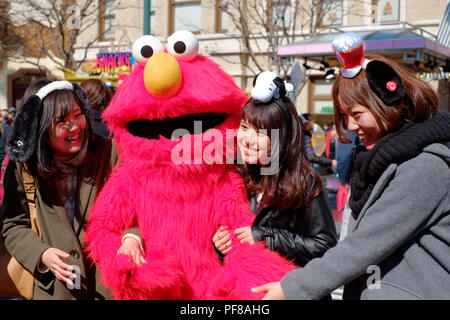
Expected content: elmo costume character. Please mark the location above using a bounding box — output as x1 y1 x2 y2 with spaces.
85 31 295 300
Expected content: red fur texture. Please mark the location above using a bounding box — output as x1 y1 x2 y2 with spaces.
85 49 295 300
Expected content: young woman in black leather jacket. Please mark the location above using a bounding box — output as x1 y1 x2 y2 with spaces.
213 72 337 284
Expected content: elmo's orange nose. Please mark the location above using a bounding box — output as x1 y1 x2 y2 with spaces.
144 52 182 98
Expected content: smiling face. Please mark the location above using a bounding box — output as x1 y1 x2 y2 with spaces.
332 67 396 150
338 102 384 150
237 120 271 166
49 102 86 159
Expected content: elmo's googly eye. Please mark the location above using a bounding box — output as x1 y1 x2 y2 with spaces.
167 31 199 61
132 35 164 64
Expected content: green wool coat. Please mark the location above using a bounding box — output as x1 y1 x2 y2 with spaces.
1 136 119 300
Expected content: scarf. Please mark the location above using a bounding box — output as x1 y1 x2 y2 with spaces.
53 160 78 228
349 111 450 217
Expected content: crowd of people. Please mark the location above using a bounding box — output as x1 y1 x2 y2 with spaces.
0 32 449 301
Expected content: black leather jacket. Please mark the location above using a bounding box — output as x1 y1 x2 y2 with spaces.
250 188 338 267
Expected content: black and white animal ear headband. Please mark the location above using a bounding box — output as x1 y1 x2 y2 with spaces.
332 32 406 106
251 71 294 126
6 80 91 163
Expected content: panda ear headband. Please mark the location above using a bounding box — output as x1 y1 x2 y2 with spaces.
251 71 293 128
332 32 406 106
6 80 92 163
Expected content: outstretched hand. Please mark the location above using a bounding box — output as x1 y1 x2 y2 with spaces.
252 282 287 300
117 237 146 267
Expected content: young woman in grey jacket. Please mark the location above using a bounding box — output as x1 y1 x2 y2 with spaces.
253 33 450 300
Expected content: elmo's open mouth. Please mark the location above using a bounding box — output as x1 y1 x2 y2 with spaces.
127 113 228 140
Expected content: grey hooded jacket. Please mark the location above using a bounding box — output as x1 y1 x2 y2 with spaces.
281 143 450 300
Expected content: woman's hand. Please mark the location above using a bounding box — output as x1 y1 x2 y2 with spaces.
212 225 232 255
234 226 255 245
117 237 146 267
40 247 77 287
252 282 287 300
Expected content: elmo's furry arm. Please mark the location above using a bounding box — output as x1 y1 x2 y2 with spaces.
84 171 137 298
85 170 191 299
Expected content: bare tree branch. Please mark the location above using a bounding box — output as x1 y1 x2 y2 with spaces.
204 0 364 93
3 0 111 72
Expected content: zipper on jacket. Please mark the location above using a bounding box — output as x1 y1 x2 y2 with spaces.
264 211 275 251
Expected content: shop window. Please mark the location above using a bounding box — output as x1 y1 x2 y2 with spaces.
8 69 49 108
170 0 201 34
321 0 343 27
371 0 399 24
308 78 335 125
99 0 116 40
268 0 292 30
147 0 156 35
216 0 228 33
150 11 155 35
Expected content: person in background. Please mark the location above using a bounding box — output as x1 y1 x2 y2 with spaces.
253 33 450 300
322 122 331 135
335 130 361 240
0 110 8 137
7 108 15 123
0 109 13 164
301 113 337 170
325 124 336 161
109 85 117 97
81 79 113 139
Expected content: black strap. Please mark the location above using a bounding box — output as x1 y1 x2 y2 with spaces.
86 258 97 300
76 183 94 238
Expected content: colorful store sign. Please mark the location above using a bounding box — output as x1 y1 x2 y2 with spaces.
81 52 135 75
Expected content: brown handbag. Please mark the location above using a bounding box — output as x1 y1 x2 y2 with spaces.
0 166 40 300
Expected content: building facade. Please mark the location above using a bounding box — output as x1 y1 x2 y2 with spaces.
1 0 449 121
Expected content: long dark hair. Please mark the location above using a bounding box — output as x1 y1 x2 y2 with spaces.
237 97 322 212
27 87 94 177
80 79 112 112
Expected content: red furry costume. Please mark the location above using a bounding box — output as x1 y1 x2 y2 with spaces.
85 32 295 299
